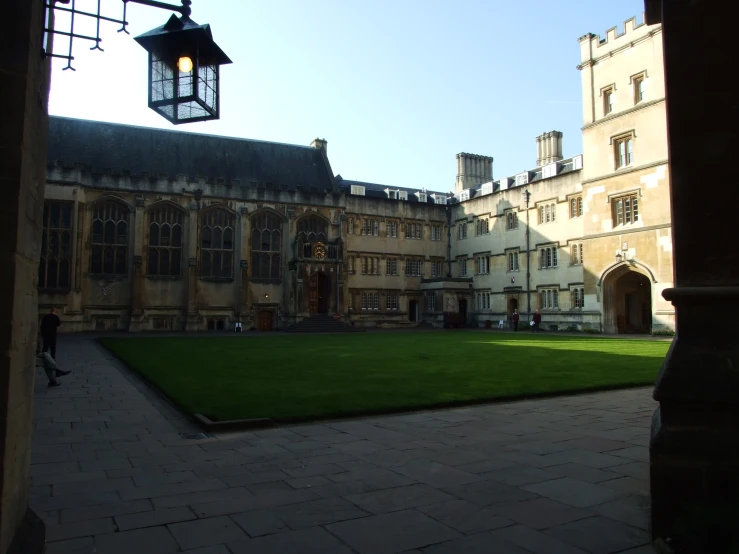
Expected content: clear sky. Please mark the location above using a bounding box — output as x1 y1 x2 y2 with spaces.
48 0 646 193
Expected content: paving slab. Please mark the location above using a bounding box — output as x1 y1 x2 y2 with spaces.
421 531 532 554
231 510 289 537
45 537 95 554
443 478 539 507
94 526 180 554
493 523 591 554
345 483 456 515
227 526 354 553
168 515 248 550
417 499 515 534
273 496 370 529
115 506 197 531
523 477 624 508
490 497 594 530
327 509 460 554
544 516 651 554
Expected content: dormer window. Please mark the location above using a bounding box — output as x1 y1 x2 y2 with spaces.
398 191 408 201
515 173 529 186
416 192 427 203
542 163 558 179
432 194 446 205
350 185 365 196
480 183 493 195
458 190 470 202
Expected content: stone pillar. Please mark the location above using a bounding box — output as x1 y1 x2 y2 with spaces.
185 201 200 331
129 199 145 330
0 2 51 552
646 1 739 552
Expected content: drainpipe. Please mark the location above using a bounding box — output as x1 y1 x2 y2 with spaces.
337 211 343 315
445 205 452 277
524 189 532 324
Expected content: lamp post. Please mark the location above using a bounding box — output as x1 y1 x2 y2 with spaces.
523 189 532 324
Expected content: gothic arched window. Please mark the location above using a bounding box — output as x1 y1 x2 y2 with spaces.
200 209 235 278
39 202 73 290
90 200 129 276
251 211 282 281
297 215 328 242
148 205 184 277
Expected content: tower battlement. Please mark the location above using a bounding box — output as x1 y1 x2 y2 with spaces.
578 12 660 61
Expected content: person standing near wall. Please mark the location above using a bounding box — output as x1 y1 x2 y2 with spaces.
40 307 61 359
512 309 519 331
532 309 542 333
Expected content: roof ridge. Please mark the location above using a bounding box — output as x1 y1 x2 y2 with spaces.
48 115 315 151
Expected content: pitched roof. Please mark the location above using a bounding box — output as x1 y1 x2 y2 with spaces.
47 116 336 191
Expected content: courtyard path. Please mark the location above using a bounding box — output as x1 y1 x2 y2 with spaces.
32 335 655 553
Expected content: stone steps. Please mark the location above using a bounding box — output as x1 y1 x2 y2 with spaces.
287 315 363 333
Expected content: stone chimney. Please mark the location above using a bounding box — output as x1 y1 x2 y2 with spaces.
536 131 563 167
310 138 327 154
455 153 494 193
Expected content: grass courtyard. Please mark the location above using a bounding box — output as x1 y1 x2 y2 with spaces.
100 332 670 423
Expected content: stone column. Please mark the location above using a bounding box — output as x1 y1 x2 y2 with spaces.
185 200 200 331
129 199 145 330
0 2 51 552
646 1 739 552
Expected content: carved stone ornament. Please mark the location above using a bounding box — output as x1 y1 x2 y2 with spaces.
98 280 119 297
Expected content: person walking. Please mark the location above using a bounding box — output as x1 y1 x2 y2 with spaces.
532 309 542 333
36 350 70 387
40 307 61 359
512 309 519 331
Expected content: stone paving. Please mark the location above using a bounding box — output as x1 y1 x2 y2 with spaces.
32 335 655 553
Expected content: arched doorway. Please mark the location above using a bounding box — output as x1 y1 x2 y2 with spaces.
603 266 653 334
309 272 330 314
458 298 468 326
408 300 418 322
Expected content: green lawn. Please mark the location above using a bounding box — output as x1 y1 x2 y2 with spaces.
100 332 669 423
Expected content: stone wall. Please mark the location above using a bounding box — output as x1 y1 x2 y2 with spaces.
0 1 51 551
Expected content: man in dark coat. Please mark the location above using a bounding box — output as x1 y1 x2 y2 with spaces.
512 309 520 331
40 307 61 359
532 309 542 333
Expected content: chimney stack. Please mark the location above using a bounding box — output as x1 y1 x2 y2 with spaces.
310 138 327 154
455 153 494 193
536 131 563 167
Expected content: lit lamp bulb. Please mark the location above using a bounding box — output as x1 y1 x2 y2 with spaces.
177 56 193 73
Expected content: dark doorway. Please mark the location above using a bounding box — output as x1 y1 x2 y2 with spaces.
458 299 467 326
409 299 418 322
257 310 273 331
606 269 652 334
309 272 330 314
508 298 518 318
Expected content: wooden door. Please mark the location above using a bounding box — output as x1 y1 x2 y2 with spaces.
317 274 330 313
258 310 273 331
309 275 318 314
309 273 330 314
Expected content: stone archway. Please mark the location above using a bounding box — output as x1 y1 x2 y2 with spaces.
602 264 653 334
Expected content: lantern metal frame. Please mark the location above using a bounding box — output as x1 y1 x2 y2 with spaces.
41 0 231 124
134 14 232 124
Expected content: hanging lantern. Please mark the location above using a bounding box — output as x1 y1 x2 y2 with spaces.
135 14 232 124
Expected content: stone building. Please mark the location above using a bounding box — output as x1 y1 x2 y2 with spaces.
39 12 672 334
